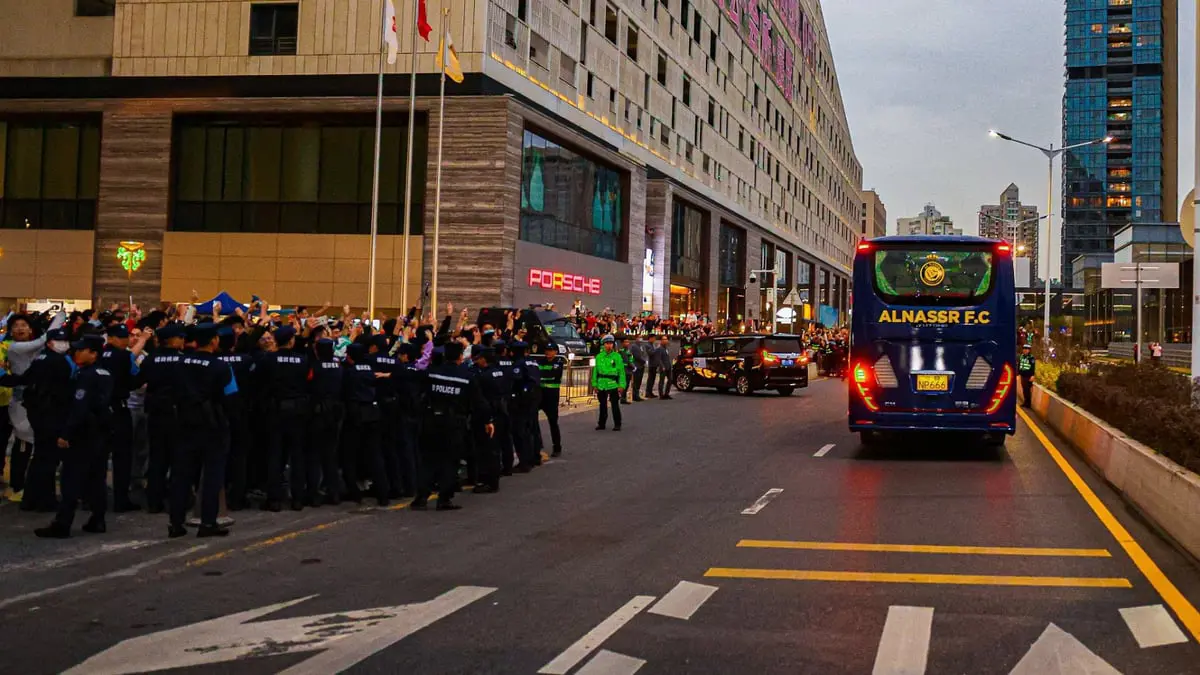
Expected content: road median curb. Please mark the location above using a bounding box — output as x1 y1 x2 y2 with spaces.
1028 383 1200 562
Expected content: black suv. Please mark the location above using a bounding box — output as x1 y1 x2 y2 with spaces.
672 334 809 396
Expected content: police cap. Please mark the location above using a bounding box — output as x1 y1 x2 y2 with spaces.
474 346 495 362
45 328 68 342
347 343 369 362
398 342 420 360
156 323 186 341
70 334 106 354
273 326 297 345
370 334 390 352
601 334 615 344
509 340 528 352
190 323 219 346
107 323 129 339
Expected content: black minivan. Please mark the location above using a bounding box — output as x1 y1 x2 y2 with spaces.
672 334 809 396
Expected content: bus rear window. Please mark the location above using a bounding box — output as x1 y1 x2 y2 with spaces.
873 248 994 305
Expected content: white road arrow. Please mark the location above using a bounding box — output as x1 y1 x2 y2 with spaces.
1009 623 1122 675
64 585 496 675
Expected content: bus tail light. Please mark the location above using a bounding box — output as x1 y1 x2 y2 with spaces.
985 364 1014 414
852 362 880 412
856 241 873 254
996 242 1012 255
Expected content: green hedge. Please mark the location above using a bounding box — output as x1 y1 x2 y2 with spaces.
1056 365 1200 473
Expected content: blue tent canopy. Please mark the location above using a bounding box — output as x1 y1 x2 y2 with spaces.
194 291 247 315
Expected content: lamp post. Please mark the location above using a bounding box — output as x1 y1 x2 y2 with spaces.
116 241 147 308
989 130 1112 344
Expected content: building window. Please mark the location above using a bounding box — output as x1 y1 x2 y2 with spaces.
172 116 426 235
671 200 704 282
0 118 100 230
626 26 639 60
520 128 624 261
249 3 299 56
682 77 691 106
586 72 595 98
718 223 744 287
657 51 667 85
604 5 618 44
75 0 115 16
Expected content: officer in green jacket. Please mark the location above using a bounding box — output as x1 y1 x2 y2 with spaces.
591 335 626 431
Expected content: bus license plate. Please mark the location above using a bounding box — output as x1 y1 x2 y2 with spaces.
916 374 949 392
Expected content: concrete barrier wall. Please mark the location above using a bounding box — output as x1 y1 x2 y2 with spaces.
1028 384 1200 560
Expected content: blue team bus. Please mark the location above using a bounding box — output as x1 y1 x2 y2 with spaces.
848 235 1017 446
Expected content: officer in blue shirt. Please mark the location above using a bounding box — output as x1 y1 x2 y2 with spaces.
507 341 541 473
308 338 344 504
169 323 237 538
342 343 391 506
258 326 310 511
470 346 504 493
217 326 254 510
492 340 516 475
138 323 186 514
35 335 112 539
19 328 76 513
368 334 407 499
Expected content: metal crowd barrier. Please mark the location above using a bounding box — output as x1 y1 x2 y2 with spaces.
559 358 596 407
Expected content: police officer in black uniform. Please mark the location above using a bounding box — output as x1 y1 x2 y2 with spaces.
492 340 517 476
20 328 75 513
35 335 112 538
100 324 140 512
309 338 344 505
470 346 503 493
507 341 541 472
217 326 254 510
393 343 423 499
368 334 406 499
537 343 566 457
342 343 391 506
170 324 236 538
413 342 491 511
258 326 310 511
139 324 186 514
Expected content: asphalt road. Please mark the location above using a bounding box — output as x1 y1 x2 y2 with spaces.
2 378 1200 674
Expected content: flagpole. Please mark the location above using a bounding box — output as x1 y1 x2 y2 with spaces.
431 8 447 314
399 0 420 314
367 2 387 321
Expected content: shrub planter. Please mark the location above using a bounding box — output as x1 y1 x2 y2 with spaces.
1029 383 1200 561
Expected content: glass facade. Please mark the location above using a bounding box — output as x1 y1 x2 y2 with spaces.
717 222 744 288
670 199 704 283
172 116 426 234
0 117 100 230
1062 0 1168 285
520 128 624 261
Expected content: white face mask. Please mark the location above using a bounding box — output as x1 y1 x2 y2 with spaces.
49 341 70 354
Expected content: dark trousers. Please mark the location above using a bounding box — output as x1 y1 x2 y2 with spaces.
472 420 501 489
418 416 462 503
597 389 622 428
0 405 11 486
267 406 307 503
379 400 405 497
309 404 343 502
1020 374 1034 408
396 415 420 497
510 396 536 467
169 426 227 527
621 370 634 403
106 404 133 505
225 405 252 507
339 406 389 502
7 437 32 494
56 438 106 528
495 411 514 473
631 368 645 400
644 368 658 397
539 390 562 451
145 410 175 510
25 422 60 509
658 370 672 397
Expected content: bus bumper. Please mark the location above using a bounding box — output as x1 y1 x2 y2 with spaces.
848 411 1016 435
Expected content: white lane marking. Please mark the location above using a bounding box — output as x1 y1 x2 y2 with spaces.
0 540 163 573
1009 623 1121 675
575 650 647 675
872 606 933 675
741 488 784 515
0 545 207 612
538 595 656 675
813 444 835 457
1119 605 1188 648
648 581 718 620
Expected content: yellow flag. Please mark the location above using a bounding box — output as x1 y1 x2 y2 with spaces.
439 28 464 84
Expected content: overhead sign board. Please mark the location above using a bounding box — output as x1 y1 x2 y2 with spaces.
1101 262 1180 290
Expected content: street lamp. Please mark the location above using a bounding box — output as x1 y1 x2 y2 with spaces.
989 130 1112 344
978 212 1048 256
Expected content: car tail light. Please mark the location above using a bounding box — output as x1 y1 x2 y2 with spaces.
852 362 880 412
799 353 809 365
761 350 779 366
985 364 1014 414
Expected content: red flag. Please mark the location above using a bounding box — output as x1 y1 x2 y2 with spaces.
417 0 432 41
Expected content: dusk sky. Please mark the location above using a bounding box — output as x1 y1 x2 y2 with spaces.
823 0 1195 282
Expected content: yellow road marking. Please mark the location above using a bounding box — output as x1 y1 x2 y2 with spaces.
704 567 1132 588
1018 406 1200 641
241 519 351 553
737 540 1111 558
